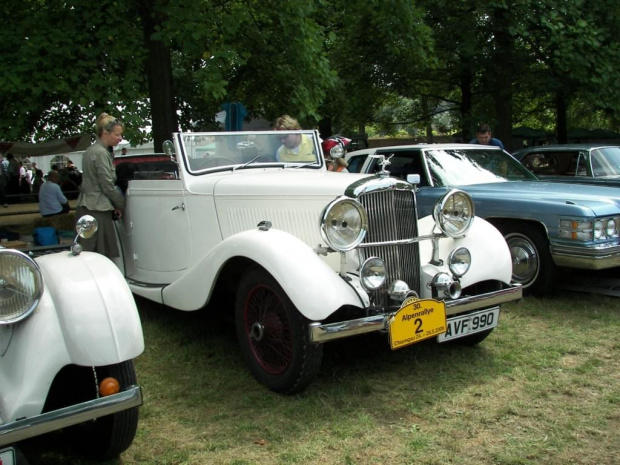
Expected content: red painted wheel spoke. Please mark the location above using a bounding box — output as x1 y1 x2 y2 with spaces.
245 285 293 374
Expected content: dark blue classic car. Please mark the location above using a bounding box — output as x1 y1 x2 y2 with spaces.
346 144 620 295
513 144 620 187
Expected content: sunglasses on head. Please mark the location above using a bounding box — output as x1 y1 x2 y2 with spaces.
105 118 121 131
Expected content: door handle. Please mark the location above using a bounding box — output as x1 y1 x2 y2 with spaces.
172 202 185 211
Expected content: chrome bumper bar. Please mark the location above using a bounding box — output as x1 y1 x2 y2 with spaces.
309 284 522 343
551 242 620 270
0 386 142 447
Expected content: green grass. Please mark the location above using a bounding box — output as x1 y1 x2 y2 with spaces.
23 293 620 464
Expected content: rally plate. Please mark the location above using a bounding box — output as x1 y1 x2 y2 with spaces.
389 297 447 350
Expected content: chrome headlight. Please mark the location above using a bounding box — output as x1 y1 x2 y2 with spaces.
360 257 386 291
606 219 617 238
0 249 43 325
449 247 471 277
594 220 603 240
320 197 368 251
433 189 474 238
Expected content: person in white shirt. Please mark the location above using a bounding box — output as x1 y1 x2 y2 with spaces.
39 170 70 217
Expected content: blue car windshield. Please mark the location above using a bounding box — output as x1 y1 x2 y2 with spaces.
591 147 620 177
426 148 538 186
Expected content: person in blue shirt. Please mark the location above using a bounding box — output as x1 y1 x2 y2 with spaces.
470 123 504 150
39 170 70 217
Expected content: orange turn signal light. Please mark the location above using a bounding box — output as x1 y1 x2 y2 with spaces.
99 377 121 397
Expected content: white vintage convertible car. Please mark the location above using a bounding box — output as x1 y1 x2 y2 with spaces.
112 130 522 393
0 217 144 464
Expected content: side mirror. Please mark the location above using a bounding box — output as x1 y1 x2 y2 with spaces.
163 140 175 157
406 174 421 185
72 215 98 255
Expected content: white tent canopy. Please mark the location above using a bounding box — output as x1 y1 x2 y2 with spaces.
2 138 155 174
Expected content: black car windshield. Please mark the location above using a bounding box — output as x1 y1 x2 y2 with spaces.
425 148 538 186
179 130 322 173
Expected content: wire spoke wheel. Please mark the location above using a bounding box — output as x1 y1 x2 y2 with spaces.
245 285 293 374
236 267 322 393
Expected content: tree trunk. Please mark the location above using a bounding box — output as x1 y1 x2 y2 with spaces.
492 7 514 151
555 92 568 144
459 60 473 142
136 0 178 153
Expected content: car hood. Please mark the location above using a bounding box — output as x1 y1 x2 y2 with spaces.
188 168 372 197
452 181 620 216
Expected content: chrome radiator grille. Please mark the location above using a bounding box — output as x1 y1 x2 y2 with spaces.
357 188 420 307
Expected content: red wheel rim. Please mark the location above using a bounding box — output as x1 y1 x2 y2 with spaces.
244 284 293 374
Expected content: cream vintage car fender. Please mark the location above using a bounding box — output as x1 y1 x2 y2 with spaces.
418 215 513 290
1 217 144 460
36 251 144 365
161 227 366 319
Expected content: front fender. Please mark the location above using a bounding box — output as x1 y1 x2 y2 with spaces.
36 251 144 365
0 251 143 423
418 215 513 289
162 228 365 320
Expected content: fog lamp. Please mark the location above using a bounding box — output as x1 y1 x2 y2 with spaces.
388 280 411 302
449 247 471 277
360 257 386 291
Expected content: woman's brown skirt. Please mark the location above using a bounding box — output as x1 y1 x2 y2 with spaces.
75 206 120 258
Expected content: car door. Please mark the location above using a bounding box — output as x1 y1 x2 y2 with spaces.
123 179 192 275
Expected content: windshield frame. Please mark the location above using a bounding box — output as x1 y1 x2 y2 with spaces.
177 130 324 175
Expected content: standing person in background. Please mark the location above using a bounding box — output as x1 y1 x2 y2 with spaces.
31 168 45 201
470 123 505 150
76 113 126 259
0 154 7 207
5 154 20 199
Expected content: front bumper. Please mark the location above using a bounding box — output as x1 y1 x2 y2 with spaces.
0 386 142 447
309 284 522 343
551 242 620 270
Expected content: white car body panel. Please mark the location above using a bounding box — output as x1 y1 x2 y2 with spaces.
0 250 143 424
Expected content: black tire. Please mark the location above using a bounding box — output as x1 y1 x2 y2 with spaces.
68 361 140 460
235 267 323 394
498 223 557 295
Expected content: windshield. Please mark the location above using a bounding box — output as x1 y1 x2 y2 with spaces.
426 148 538 186
591 147 620 177
179 130 322 174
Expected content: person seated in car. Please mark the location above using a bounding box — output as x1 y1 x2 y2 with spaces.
39 170 70 217
273 115 316 163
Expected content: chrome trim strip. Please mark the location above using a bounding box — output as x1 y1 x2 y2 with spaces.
309 284 522 343
0 386 142 447
358 233 439 248
551 243 620 270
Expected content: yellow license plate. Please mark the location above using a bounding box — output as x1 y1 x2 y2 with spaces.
389 297 447 350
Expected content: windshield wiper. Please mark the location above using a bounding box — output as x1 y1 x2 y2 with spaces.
233 154 262 171
288 161 318 169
